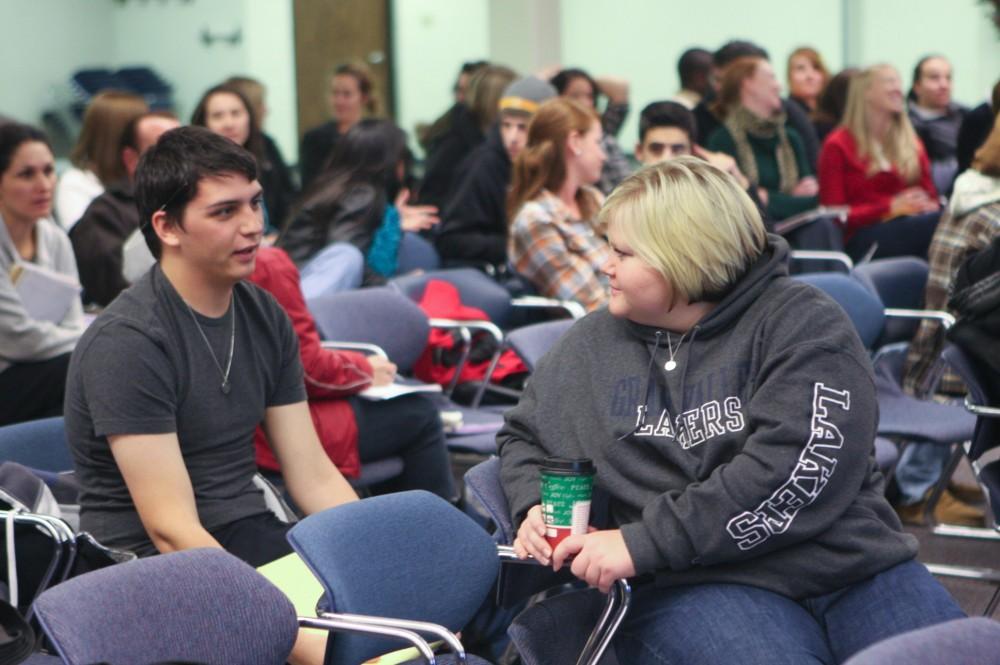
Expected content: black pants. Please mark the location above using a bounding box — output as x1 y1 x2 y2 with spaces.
846 212 940 262
350 393 457 501
210 512 293 568
0 353 72 426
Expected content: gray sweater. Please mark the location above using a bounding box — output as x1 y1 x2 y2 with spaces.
0 215 85 374
498 235 916 600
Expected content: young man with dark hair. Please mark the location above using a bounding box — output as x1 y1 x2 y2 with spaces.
673 47 714 110
65 126 354 663
636 101 750 193
70 111 179 307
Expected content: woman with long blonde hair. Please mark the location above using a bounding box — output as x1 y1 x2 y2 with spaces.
818 64 940 260
507 97 608 311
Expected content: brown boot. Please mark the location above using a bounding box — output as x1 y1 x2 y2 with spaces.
895 489 985 527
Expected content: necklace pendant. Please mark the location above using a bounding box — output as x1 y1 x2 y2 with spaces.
664 360 677 372
221 381 231 395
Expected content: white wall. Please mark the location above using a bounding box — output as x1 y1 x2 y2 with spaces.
560 0 845 149
0 0 298 162
391 0 491 155
109 0 298 162
0 0 115 125
847 0 999 105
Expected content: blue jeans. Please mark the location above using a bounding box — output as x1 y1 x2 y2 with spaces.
299 242 364 301
895 441 952 504
845 212 940 261
615 559 964 664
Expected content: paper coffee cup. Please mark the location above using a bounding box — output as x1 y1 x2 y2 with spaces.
540 457 595 550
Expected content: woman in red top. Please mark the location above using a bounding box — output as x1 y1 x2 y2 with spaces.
248 246 456 501
818 64 940 260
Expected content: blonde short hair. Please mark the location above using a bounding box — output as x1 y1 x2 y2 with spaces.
598 156 767 302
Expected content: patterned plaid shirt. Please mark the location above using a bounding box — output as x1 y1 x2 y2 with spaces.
509 188 611 312
903 196 1000 397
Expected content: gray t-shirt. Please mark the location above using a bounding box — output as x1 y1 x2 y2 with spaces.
65 264 306 554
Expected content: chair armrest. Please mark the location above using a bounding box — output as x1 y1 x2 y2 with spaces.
297 615 438 664
965 396 1000 419
496 545 632 665
429 319 504 397
884 308 955 329
789 250 854 272
319 611 467 664
511 296 587 320
320 340 389 359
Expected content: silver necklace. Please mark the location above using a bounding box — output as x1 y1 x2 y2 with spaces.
185 296 236 394
664 330 688 372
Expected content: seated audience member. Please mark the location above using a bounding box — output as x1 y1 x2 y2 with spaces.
70 112 179 307
635 101 748 187
281 119 435 288
894 117 1000 526
65 127 354 665
453 60 489 105
192 83 292 232
786 46 830 116
435 76 556 272
639 101 841 256
248 246 456 500
0 123 86 425
550 68 631 195
508 98 609 311
299 61 376 191
226 75 299 208
55 90 147 230
956 79 1000 176
813 68 859 142
818 64 941 261
694 40 821 170
500 157 966 665
419 64 517 210
907 55 966 195
671 47 713 110
707 56 820 221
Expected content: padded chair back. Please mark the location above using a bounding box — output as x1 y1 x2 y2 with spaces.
396 232 442 274
308 286 430 371
0 418 73 473
392 268 513 327
795 273 885 349
852 257 929 344
943 345 1000 502
287 490 500 665
33 548 297 665
843 617 1000 665
507 319 575 372
463 456 513 544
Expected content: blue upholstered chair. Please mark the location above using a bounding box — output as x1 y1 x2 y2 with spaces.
795 273 975 478
397 232 443 274
463 458 630 665
33 548 299 665
843 617 1000 665
307 286 505 455
391 268 585 331
287 490 497 664
0 418 73 473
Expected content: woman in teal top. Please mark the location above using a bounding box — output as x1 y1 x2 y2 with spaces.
707 56 819 221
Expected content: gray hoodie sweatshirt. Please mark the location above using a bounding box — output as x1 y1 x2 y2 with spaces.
499 235 917 600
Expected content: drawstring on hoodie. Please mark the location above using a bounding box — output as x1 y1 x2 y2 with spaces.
617 325 701 443
617 330 662 441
